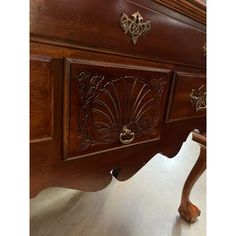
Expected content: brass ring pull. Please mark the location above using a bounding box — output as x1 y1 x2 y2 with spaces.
119 127 134 145
190 84 206 112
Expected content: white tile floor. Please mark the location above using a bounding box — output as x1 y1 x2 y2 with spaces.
30 135 206 236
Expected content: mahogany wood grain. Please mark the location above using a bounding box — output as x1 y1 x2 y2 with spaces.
30 42 206 73
31 140 160 198
30 55 53 141
30 0 206 68
153 0 206 24
30 57 63 167
30 0 206 199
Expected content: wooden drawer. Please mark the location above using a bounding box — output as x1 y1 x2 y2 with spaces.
166 72 206 122
30 0 206 68
63 58 171 160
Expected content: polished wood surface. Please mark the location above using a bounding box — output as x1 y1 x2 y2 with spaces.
31 0 206 68
166 71 206 122
64 58 171 159
153 0 206 24
30 0 206 198
178 132 206 223
30 56 63 169
30 55 53 141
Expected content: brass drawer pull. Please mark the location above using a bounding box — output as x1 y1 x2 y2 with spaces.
120 11 151 45
119 127 134 145
190 84 206 112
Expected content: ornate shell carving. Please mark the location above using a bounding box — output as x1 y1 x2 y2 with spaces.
92 76 156 142
77 72 166 150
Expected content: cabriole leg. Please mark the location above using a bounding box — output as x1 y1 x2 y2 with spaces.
178 132 206 223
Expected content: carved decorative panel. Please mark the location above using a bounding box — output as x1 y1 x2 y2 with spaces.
63 59 170 160
77 72 165 150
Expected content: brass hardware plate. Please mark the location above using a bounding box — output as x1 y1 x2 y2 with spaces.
190 84 206 112
120 11 151 45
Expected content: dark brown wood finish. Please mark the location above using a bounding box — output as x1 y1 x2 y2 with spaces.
64 58 171 160
30 0 206 68
30 55 54 141
30 56 63 168
153 0 206 24
30 0 206 199
166 71 206 122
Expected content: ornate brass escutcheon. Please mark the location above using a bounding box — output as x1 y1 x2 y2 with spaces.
119 126 135 145
120 11 151 45
190 84 206 112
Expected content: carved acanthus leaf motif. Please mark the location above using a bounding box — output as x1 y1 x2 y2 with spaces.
77 72 104 149
150 77 166 123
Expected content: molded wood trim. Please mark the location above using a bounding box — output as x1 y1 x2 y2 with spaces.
153 0 206 24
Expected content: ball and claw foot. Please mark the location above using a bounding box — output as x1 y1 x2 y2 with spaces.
178 131 206 223
178 201 201 223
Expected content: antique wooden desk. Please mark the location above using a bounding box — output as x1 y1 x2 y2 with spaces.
30 0 206 222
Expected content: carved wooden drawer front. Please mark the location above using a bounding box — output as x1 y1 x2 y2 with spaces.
63 59 171 160
166 72 206 122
